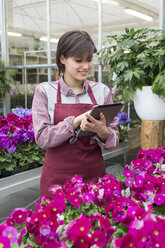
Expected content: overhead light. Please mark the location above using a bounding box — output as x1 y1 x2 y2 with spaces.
40 36 59 43
125 8 153 21
8 32 22 37
50 38 59 43
92 0 119 6
0 31 22 37
105 0 119 5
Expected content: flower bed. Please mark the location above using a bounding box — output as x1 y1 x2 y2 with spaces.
0 108 45 177
0 146 165 247
0 108 130 177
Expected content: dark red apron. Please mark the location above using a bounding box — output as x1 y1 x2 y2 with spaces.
40 81 105 196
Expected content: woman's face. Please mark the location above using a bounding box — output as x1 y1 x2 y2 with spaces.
60 54 93 83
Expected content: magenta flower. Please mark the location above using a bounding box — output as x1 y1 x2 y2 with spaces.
90 229 106 248
68 193 83 207
127 206 139 219
0 235 10 248
39 225 51 236
124 177 134 187
73 233 90 248
69 215 91 239
135 175 144 187
82 192 94 204
0 224 7 235
112 210 126 223
48 199 66 214
154 193 164 205
2 226 18 244
17 228 26 246
11 207 29 224
123 169 134 178
99 216 111 229
136 228 149 247
114 232 136 248
143 159 152 169
144 175 155 190
48 184 62 194
46 232 58 242
147 165 155 175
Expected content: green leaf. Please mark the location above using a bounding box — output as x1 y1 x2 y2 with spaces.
116 61 129 71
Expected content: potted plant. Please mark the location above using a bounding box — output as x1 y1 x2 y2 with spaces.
0 59 17 105
99 27 165 120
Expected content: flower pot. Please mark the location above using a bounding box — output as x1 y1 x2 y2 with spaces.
133 86 165 120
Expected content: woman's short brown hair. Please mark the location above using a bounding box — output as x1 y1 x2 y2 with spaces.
56 30 97 75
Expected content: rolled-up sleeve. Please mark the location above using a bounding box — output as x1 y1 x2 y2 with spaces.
91 89 119 150
32 87 75 149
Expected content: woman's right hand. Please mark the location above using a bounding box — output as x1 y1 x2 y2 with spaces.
73 110 91 129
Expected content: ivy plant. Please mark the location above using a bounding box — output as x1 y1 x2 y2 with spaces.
99 28 165 103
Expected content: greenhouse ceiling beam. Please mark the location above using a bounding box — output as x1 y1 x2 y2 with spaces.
159 0 165 29
117 0 158 19
46 0 51 82
98 0 102 83
0 0 11 116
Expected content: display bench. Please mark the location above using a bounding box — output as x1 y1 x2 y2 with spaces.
0 127 141 198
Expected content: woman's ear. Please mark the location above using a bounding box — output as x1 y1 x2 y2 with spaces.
60 55 65 65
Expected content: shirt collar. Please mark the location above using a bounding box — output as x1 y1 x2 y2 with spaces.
59 76 89 96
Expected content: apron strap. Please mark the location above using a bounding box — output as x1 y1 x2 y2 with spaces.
57 80 97 105
87 84 97 105
57 81 61 103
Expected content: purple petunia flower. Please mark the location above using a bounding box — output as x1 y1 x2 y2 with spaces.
116 112 131 125
12 107 32 118
7 144 16 153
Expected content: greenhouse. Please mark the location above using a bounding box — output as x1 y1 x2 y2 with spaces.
0 0 165 247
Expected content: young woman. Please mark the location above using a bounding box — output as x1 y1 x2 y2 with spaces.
32 30 119 196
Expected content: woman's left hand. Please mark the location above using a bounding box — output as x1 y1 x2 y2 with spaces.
80 112 110 142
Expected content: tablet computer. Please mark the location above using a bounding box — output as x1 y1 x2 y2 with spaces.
77 102 124 137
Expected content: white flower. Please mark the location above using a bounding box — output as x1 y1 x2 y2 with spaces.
97 188 104 199
121 187 130 198
160 164 165 171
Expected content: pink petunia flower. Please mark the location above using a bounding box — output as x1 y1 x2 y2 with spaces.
39 225 51 236
48 184 63 195
2 226 18 244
